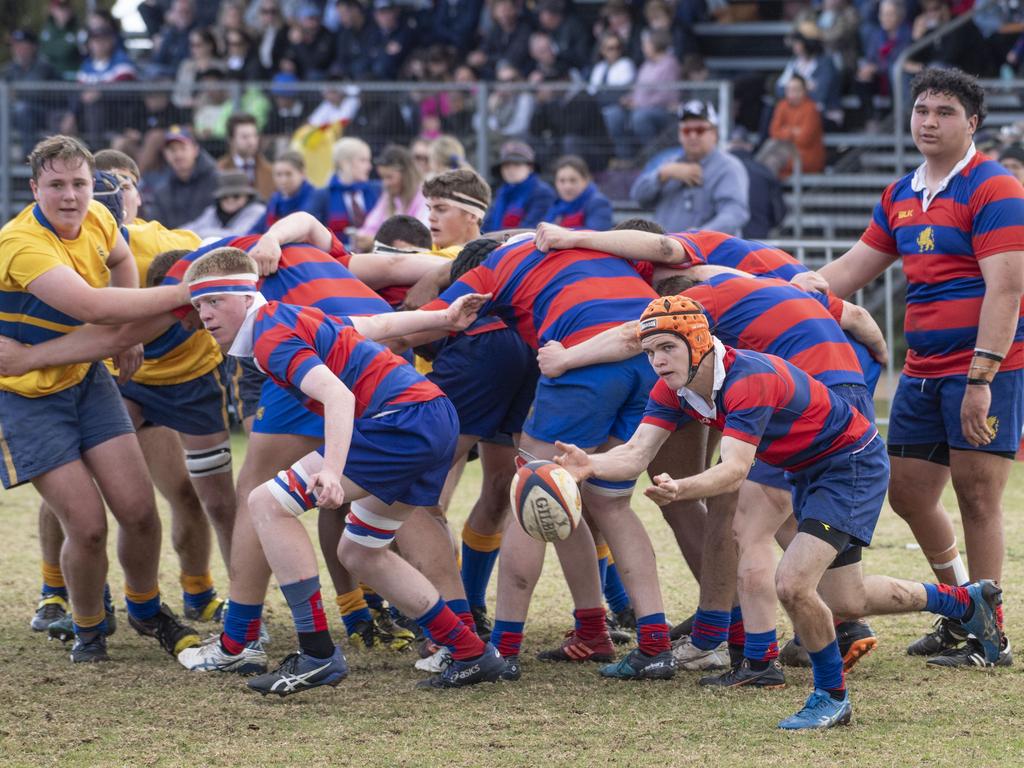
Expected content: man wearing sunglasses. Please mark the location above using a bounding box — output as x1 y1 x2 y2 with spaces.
630 100 750 236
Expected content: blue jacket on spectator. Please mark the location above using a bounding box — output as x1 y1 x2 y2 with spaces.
428 0 483 51
250 180 321 234
483 173 556 231
150 22 196 78
313 176 382 246
363 14 414 80
543 183 613 231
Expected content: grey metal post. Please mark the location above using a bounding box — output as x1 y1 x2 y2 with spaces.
475 82 489 180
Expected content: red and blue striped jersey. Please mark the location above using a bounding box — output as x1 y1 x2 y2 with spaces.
862 152 1024 378
684 273 863 387
165 234 391 318
424 238 658 350
252 301 442 418
667 230 806 281
642 346 876 472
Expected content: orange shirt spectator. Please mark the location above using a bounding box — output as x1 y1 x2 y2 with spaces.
768 75 825 177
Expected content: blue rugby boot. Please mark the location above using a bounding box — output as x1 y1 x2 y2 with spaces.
248 646 349 696
600 648 676 680
778 689 852 730
417 643 505 689
959 580 1002 664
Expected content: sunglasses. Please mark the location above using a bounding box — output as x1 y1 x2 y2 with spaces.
680 124 712 136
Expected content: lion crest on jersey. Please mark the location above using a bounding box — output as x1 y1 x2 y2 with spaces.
916 226 935 252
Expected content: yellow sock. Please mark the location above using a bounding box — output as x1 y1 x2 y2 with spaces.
72 610 106 630
41 561 65 589
336 588 368 616
179 571 214 595
461 522 503 553
595 543 612 561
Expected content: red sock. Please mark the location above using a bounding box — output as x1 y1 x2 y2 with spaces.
729 617 746 647
220 632 245 656
457 611 477 635
574 607 607 643
419 601 485 661
996 604 1005 634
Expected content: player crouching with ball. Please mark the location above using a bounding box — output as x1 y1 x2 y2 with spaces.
183 247 505 694
556 296 1003 730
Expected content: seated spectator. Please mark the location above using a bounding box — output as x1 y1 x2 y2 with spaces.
775 32 842 129
184 170 267 238
482 140 556 231
428 134 470 177
307 83 361 127
630 100 750 235
543 155 613 230
265 73 309 138
364 0 415 80
487 61 535 142
250 149 320 233
193 68 236 141
286 3 336 79
223 29 264 81
626 29 680 151
173 27 223 108
114 82 191 175
314 136 381 245
39 0 81 81
727 126 786 239
429 0 484 52
536 0 591 71
854 0 911 130
759 74 826 178
150 126 220 228
794 0 861 74
216 0 251 51
329 0 375 80
150 0 198 79
444 63 480 138
66 13 138 147
218 112 274 200
253 0 291 77
527 30 569 82
998 144 1024 186
467 0 532 79
3 29 58 149
593 0 644 65
643 0 674 38
903 0 988 79
411 137 432 176
416 45 458 140
588 31 637 158
354 144 428 251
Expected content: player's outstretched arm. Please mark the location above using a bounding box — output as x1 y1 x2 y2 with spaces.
0 313 176 377
813 239 898 299
645 436 754 505
534 222 688 264
838 301 888 363
297 364 355 509
537 321 640 378
349 252 450 294
555 423 669 483
27 266 191 325
349 293 491 342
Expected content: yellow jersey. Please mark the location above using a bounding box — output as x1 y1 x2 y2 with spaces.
0 201 117 397
114 219 221 386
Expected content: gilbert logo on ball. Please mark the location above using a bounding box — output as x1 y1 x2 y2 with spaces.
510 460 582 542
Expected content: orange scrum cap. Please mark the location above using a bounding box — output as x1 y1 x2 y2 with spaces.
637 295 714 383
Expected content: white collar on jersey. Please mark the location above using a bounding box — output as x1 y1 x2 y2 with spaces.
910 142 976 212
677 336 727 419
227 292 268 359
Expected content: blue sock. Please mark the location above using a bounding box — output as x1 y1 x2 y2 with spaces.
690 608 730 650
124 591 160 622
222 601 263 650
362 587 384 611
41 582 68 600
809 641 845 695
597 554 609 590
279 576 327 634
603 561 631 614
744 629 779 662
183 587 215 613
923 583 971 620
460 524 501 609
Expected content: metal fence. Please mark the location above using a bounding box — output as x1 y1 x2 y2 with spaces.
0 78 733 222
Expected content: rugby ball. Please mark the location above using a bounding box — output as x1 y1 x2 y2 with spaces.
510 460 582 542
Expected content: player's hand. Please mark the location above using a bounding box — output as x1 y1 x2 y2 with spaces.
0 335 34 376
659 162 702 186
113 343 144 384
309 468 345 509
537 341 570 378
868 336 888 364
400 274 441 310
960 384 995 448
249 235 282 276
554 441 593 482
445 293 491 331
790 271 829 293
644 473 681 506
535 222 579 253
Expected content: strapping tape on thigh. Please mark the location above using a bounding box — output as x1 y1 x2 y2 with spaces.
185 439 232 477
266 462 318 517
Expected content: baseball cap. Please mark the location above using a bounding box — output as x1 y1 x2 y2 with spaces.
164 125 195 145
678 99 719 125
497 140 535 166
11 28 37 44
271 72 299 97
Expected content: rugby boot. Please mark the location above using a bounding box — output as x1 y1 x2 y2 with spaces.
778 638 811 667
927 636 1013 668
470 605 493 643
417 643 505 689
778 689 852 730
184 595 226 623
600 648 676 680
248 646 349 696
128 603 201 657
178 637 268 675
31 595 67 632
700 658 786 689
837 620 878 671
537 629 615 663
907 616 966 656
70 633 110 664
671 636 728 670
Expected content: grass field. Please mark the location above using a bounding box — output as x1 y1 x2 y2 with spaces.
3 432 1024 768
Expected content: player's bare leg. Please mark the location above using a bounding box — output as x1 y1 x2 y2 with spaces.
949 450 1011 583
734 482 791 634
179 430 236 566
888 456 960 582
648 422 708 580
31 503 69 632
